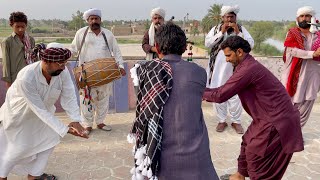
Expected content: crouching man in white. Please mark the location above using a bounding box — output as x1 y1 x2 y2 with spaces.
0 43 88 180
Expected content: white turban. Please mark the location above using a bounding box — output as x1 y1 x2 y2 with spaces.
296 6 315 17
220 5 240 16
47 42 64 49
150 7 166 18
296 6 318 33
83 8 102 22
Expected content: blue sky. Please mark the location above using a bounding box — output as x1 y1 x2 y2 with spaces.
0 0 319 21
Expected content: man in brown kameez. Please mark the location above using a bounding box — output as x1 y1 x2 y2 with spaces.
203 36 304 180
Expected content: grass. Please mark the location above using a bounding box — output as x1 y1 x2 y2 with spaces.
116 38 141 44
0 27 12 37
35 38 73 44
187 35 209 51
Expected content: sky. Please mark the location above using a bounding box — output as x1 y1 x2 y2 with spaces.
0 0 319 21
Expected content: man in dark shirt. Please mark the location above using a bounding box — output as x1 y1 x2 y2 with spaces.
142 7 165 60
203 36 303 180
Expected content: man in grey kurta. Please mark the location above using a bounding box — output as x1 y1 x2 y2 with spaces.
129 22 218 180
282 6 320 127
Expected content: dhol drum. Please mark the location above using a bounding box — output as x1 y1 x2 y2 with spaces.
73 58 122 89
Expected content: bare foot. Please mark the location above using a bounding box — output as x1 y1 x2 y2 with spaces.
229 172 245 180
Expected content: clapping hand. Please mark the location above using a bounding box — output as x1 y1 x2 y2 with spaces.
68 122 89 139
313 47 320 57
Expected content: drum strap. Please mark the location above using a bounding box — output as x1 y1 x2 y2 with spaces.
101 31 113 57
75 27 89 67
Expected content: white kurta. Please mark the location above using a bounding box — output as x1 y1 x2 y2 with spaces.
205 26 254 88
70 26 124 125
205 25 254 123
0 61 80 176
70 26 124 68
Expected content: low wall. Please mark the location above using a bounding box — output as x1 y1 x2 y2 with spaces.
0 56 319 113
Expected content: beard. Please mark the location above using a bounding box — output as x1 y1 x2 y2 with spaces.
298 20 311 29
90 23 101 30
50 69 63 76
154 23 162 29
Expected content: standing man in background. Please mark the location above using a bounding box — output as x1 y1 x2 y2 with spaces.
142 7 166 60
205 5 254 134
1 11 35 89
282 6 320 128
71 8 126 134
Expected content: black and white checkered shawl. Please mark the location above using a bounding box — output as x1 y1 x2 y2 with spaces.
131 59 173 176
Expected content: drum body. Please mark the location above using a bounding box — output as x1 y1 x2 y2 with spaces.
73 58 121 89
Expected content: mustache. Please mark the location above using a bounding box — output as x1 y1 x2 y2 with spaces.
298 20 311 29
91 23 100 27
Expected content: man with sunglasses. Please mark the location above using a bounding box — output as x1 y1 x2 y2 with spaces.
142 7 166 60
0 43 88 180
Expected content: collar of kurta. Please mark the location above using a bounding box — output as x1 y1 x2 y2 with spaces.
11 32 18 37
235 53 252 71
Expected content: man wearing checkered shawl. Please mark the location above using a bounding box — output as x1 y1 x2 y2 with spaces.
0 43 88 180
128 23 219 180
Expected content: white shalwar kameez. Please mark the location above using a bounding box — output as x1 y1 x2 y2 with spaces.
71 27 124 127
205 26 254 123
0 61 80 177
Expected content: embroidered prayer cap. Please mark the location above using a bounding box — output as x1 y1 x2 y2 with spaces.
150 7 166 19
296 6 315 17
83 8 102 22
220 5 240 16
39 42 71 62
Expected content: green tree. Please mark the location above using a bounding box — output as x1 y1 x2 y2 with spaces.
144 19 150 30
68 10 85 30
250 21 274 51
201 4 222 34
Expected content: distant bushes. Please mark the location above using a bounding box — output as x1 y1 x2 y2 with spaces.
31 28 49 33
253 43 282 56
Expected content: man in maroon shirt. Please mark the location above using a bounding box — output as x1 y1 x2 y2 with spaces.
203 36 304 180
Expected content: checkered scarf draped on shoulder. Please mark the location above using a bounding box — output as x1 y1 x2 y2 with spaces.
208 23 242 84
131 59 173 175
39 47 72 62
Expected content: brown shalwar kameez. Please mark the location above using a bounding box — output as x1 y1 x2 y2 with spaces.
203 54 304 179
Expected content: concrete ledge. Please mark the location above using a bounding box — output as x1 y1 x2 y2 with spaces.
0 56 319 112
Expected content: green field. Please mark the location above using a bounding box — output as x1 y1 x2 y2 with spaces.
0 27 12 37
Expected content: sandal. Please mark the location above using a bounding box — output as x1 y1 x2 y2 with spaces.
97 124 112 131
36 173 57 180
